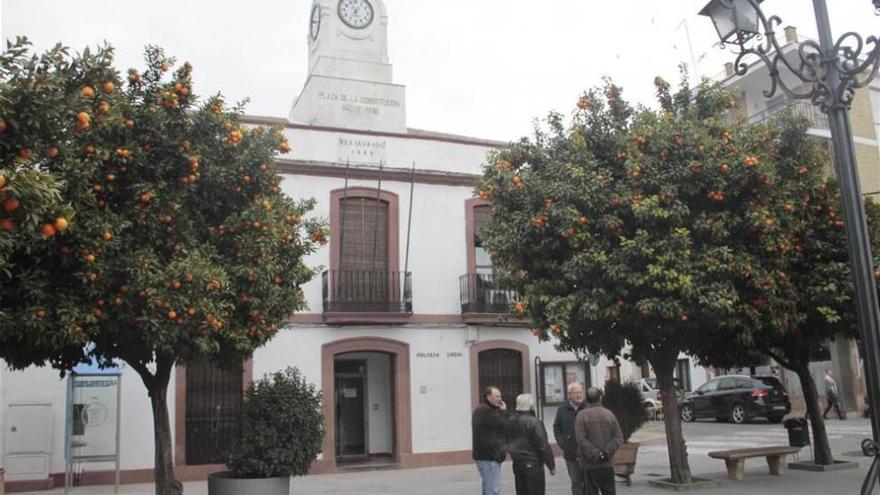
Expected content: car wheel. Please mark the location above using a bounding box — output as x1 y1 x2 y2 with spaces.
767 415 784 424
681 404 695 422
730 403 747 424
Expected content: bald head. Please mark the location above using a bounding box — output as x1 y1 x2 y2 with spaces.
567 382 584 405
586 387 602 404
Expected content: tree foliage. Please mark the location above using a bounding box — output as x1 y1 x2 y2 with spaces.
228 367 323 478
601 381 646 443
475 73 844 483
0 38 326 494
696 111 880 464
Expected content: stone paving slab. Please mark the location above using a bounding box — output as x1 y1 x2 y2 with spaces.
23 454 871 495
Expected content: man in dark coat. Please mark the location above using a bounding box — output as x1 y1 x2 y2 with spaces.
473 386 508 495
575 387 623 495
553 382 587 495
506 393 555 495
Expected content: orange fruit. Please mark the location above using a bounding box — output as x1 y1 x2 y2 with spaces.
18 148 30 160
48 147 59 158
81 86 95 98
170 280 181 289
40 224 56 237
102 81 115 93
167 310 177 319
124 119 134 129
0 120 6 132
3 198 20 212
53 217 69 231
101 231 112 241
0 176 6 189
0 218 13 231
98 101 111 114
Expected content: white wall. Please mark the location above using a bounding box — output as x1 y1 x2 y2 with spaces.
0 363 161 481
283 127 496 176
281 174 475 315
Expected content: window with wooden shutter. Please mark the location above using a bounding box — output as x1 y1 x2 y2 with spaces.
340 197 389 272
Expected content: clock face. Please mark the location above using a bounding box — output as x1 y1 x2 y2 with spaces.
337 0 374 29
310 4 321 40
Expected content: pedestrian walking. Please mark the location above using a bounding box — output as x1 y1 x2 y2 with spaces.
473 386 508 495
506 394 555 495
575 387 623 495
553 382 587 495
823 368 845 420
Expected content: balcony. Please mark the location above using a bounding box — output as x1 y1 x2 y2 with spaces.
748 101 829 129
459 273 524 325
322 270 412 324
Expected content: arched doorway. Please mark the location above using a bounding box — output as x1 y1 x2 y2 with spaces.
322 337 411 470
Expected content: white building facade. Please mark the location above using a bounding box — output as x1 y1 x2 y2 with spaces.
0 1 715 489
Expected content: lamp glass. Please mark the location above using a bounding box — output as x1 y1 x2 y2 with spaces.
700 0 763 45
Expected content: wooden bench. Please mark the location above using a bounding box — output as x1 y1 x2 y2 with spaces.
708 446 801 481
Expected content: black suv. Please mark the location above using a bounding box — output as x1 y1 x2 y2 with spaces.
680 375 790 424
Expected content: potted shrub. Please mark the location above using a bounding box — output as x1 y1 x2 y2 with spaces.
603 381 648 486
209 367 323 495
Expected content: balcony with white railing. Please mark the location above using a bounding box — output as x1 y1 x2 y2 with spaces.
747 101 829 129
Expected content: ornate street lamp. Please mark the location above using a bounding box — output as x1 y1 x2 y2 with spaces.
700 1 880 492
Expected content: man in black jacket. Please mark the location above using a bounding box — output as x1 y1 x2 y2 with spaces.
473 386 508 495
553 382 586 495
506 393 555 495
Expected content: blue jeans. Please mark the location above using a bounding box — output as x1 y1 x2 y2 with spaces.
475 460 502 495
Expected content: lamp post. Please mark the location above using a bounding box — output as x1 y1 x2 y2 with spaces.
699 0 880 492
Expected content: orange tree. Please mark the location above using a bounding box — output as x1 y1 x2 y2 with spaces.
477 76 810 485
696 112 880 465
0 39 325 495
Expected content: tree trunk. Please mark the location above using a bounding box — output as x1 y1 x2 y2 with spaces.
129 357 183 495
796 365 834 465
653 356 693 484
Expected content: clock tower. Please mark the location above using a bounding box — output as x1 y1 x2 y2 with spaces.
290 0 406 133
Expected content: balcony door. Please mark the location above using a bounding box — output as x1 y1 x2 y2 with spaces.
336 196 391 311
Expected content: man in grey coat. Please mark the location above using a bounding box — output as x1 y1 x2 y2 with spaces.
575 387 623 495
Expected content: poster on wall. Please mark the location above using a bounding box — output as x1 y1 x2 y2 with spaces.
543 365 564 403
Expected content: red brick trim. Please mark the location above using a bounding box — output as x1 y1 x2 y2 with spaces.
464 198 489 277
240 115 506 148
321 337 412 472
469 340 532 411
5 477 54 493
322 312 412 325
275 160 479 187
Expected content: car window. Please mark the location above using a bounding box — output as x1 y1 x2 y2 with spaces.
735 378 752 389
718 378 737 390
698 379 719 393
752 376 784 390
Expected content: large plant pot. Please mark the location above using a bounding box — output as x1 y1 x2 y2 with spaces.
208 471 290 495
612 442 640 487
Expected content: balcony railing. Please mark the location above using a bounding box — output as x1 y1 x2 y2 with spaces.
459 273 519 314
748 101 829 129
322 270 412 314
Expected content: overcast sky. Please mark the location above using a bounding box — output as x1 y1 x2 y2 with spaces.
2 1 877 142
